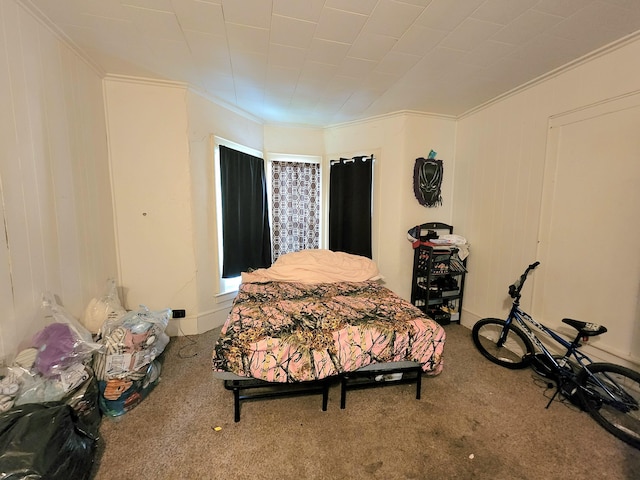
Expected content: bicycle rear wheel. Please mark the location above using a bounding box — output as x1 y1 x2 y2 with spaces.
472 318 534 369
577 363 640 449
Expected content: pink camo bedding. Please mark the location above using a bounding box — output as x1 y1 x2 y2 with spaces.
212 281 445 382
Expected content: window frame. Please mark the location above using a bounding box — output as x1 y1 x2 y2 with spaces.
266 152 325 255
213 136 264 294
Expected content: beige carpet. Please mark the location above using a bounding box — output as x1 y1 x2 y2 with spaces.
91 324 639 480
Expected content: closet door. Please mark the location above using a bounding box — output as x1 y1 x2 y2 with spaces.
537 95 640 362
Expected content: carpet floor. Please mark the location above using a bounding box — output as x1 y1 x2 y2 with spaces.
90 324 639 480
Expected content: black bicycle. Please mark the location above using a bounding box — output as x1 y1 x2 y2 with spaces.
472 262 640 449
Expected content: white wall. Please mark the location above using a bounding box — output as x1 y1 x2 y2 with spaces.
0 0 117 362
185 89 265 333
454 36 640 366
324 113 457 299
264 125 325 155
104 85 455 335
103 79 198 335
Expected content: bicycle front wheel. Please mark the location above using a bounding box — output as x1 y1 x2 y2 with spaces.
472 318 534 369
577 363 640 449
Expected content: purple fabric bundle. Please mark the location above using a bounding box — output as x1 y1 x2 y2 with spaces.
32 323 78 377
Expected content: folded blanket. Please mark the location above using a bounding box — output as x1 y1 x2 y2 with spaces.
241 249 382 284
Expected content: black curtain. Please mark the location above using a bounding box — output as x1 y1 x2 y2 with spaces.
219 145 272 277
329 155 373 258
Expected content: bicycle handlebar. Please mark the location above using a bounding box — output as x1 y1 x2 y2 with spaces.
508 261 540 299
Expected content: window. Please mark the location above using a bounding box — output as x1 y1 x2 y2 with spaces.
329 155 374 258
214 137 271 293
267 153 323 260
214 144 372 293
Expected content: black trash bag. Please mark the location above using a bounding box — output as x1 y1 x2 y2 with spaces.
63 369 102 436
0 402 97 480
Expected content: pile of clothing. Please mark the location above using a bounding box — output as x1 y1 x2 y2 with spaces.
0 282 172 478
93 305 170 417
2 294 102 427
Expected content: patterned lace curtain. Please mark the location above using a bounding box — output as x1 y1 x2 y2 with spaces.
271 161 321 260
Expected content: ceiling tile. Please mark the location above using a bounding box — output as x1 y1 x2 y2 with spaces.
221 0 272 28
122 5 184 41
396 0 435 6
268 43 307 69
172 0 225 34
273 0 324 22
603 0 640 12
122 0 174 12
231 52 267 91
348 32 397 61
366 0 425 38
71 0 130 21
226 23 270 55
412 46 467 74
183 30 230 68
417 0 485 30
375 50 421 75
393 24 447 56
471 0 538 25
299 61 339 83
550 1 640 40
509 34 583 71
77 13 135 39
460 40 518 67
440 18 503 52
324 0 378 15
270 15 316 49
338 89 380 117
362 70 402 91
337 56 378 77
266 64 299 86
491 9 564 45
306 38 351 65
533 0 592 18
315 8 368 44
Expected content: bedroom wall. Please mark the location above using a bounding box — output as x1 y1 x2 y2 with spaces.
454 35 640 367
324 113 457 300
103 81 455 335
0 0 117 363
104 78 199 335
185 89 265 334
7 0 637 359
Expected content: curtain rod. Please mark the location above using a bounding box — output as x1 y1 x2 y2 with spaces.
330 154 375 166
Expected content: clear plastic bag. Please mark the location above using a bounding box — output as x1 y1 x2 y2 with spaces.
99 304 170 339
94 305 170 381
34 294 103 379
98 359 163 417
82 278 127 335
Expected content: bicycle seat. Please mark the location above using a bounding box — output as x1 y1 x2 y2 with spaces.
562 318 607 336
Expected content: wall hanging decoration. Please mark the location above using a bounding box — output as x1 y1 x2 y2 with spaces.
413 151 443 207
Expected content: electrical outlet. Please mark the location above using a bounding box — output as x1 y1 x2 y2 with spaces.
171 309 186 319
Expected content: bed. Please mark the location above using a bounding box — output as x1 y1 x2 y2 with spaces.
212 250 446 421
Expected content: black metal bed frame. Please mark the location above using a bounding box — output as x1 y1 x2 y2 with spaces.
339 365 422 409
224 377 331 422
223 364 422 422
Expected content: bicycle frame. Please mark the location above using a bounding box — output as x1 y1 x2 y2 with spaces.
474 262 640 446
501 299 635 412
501 302 595 372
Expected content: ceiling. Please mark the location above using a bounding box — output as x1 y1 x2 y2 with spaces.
24 0 640 127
